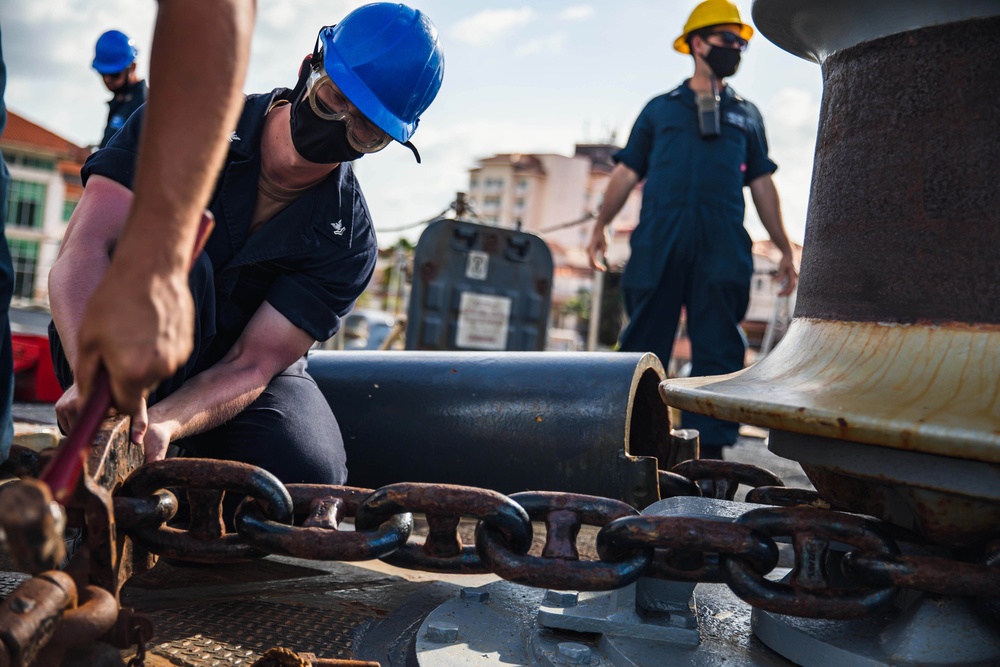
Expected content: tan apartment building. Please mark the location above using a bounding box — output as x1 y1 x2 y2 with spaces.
466 143 642 340
1 110 87 307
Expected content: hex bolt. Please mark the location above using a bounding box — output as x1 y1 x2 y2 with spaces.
460 588 490 603
557 642 592 665
544 589 579 608
425 621 459 644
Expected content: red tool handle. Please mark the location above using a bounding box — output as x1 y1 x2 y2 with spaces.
39 367 113 504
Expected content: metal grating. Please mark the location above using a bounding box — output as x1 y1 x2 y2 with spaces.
0 572 30 598
147 598 377 666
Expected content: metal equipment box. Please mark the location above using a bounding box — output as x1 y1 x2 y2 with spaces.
405 218 553 351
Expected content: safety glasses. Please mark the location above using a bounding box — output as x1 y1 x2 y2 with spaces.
305 67 392 154
708 30 749 52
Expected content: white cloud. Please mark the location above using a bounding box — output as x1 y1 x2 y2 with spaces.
558 6 595 21
450 8 536 46
514 33 569 57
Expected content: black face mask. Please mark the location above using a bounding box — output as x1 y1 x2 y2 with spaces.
288 80 364 164
704 46 742 79
110 78 135 96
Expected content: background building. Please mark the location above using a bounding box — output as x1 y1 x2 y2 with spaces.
1 110 87 309
466 143 642 344
465 143 800 362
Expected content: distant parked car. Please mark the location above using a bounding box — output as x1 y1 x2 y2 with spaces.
343 309 397 350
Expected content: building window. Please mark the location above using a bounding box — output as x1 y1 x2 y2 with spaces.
513 197 525 212
6 180 46 229
62 198 79 222
469 178 479 189
8 239 39 301
1 152 55 171
516 178 528 192
484 178 504 190
483 195 501 209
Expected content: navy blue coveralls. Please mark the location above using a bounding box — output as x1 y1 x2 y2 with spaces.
615 81 777 451
100 80 147 149
50 89 378 485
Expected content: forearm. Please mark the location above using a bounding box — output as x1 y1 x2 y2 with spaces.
48 177 134 369
749 174 793 255
48 251 111 371
595 163 639 229
146 356 271 441
145 301 314 442
115 0 255 277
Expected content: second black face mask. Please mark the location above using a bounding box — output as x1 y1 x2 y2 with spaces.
704 46 742 79
288 86 364 164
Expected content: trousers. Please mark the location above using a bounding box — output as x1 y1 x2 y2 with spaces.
49 252 347 485
620 253 749 450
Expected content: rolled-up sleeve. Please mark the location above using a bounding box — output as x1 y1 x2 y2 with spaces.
81 104 144 189
266 241 377 342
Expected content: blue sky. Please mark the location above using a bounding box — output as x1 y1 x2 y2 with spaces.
2 0 823 247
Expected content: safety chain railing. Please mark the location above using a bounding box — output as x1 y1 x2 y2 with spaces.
115 458 1000 622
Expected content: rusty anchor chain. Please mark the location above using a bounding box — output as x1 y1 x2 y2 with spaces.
111 457 1000 622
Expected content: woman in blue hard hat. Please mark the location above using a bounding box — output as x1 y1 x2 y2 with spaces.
51 3 445 485
92 30 148 149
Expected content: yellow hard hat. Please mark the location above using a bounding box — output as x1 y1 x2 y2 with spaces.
673 0 754 54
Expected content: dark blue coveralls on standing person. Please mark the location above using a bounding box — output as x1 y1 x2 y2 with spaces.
0 26 16 462
588 0 798 460
614 82 775 451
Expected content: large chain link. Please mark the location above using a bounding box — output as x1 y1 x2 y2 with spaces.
119 458 1000 620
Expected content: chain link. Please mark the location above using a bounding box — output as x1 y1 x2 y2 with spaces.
119 458 1000 619
478 491 651 591
235 484 412 561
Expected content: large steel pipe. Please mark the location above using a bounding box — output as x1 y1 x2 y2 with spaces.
308 351 674 508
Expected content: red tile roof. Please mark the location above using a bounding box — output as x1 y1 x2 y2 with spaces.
2 110 89 161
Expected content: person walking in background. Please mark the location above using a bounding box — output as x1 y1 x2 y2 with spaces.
0 26 15 463
92 29 148 149
588 0 798 460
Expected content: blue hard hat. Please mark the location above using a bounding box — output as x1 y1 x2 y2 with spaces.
320 3 444 144
93 30 138 74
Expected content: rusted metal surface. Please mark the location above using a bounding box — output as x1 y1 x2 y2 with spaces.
725 507 899 619
354 483 530 574
33 583 118 666
250 648 381 666
843 552 1000 599
476 491 650 591
121 459 293 564
0 480 66 574
234 485 412 561
671 460 783 502
796 17 1000 324
600 515 778 584
0 570 76 666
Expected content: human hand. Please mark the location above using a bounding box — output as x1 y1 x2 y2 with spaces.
74 210 213 418
128 399 173 463
54 383 82 435
74 263 194 419
588 225 610 272
776 254 799 297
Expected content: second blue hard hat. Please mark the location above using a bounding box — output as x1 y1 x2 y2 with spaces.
319 3 444 144
93 30 138 74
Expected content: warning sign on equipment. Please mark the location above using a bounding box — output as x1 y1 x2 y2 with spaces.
455 292 511 350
